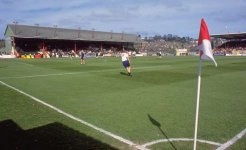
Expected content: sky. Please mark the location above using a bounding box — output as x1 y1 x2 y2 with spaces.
0 0 246 39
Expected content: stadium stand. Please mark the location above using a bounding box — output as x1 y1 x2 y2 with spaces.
211 33 246 56
4 24 142 58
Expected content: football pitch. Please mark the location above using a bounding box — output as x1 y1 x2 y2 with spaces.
0 56 245 150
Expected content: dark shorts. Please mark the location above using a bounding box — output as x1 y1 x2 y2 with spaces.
81 54 84 59
122 60 130 68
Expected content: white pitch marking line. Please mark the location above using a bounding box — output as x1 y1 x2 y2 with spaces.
2 80 243 150
141 138 222 148
216 128 246 150
0 65 170 79
0 81 148 150
0 72 83 79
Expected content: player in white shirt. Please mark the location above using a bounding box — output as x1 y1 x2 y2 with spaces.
121 50 132 76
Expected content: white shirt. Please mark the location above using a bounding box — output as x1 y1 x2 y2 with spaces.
121 52 129 61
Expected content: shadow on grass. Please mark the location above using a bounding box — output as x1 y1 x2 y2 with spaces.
0 119 118 150
120 72 128 76
147 114 178 150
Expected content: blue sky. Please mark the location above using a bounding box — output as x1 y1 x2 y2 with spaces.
0 0 246 39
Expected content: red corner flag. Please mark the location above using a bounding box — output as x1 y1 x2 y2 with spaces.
198 18 217 67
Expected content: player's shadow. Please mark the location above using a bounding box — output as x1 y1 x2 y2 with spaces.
147 114 178 150
0 119 118 150
120 72 128 76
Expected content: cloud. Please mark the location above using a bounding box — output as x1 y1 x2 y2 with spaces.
0 0 246 38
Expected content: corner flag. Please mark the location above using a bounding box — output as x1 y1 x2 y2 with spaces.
193 18 218 150
198 18 217 67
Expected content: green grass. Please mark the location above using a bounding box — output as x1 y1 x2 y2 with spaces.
0 56 245 150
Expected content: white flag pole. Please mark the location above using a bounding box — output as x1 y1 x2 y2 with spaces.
193 58 202 150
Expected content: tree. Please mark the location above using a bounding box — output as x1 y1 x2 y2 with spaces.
0 39 5 48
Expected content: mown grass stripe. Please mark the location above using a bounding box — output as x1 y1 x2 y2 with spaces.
0 80 148 150
0 65 171 79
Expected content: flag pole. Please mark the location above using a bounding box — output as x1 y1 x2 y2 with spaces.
193 18 217 150
193 58 202 150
